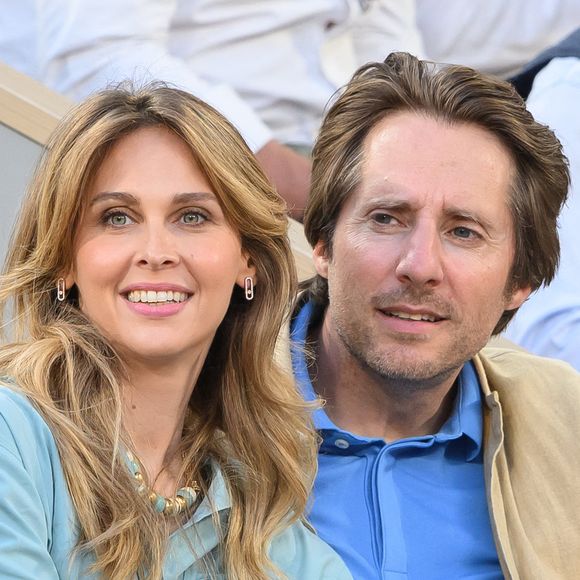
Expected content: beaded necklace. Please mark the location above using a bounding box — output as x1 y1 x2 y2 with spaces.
126 450 199 517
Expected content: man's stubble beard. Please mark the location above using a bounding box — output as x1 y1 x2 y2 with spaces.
331 297 490 396
335 320 463 395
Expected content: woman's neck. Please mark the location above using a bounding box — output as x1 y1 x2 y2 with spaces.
121 354 205 494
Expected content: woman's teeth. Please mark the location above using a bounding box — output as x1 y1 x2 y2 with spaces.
127 290 189 303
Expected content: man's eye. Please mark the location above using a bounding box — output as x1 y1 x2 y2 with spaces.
453 226 475 239
372 213 396 225
181 211 206 225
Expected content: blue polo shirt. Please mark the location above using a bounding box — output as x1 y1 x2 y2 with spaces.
291 300 503 580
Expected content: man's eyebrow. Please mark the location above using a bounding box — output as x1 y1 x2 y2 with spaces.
359 195 414 212
360 194 497 231
444 207 495 231
359 181 414 209
89 191 218 206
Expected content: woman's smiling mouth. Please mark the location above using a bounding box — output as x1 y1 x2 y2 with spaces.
126 290 191 303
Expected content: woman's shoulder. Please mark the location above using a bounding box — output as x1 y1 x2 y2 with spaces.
0 381 77 578
269 519 353 580
0 379 60 465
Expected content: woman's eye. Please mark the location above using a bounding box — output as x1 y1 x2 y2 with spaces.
181 211 206 225
104 212 133 226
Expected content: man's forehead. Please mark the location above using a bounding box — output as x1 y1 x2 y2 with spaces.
361 111 514 172
346 113 515 215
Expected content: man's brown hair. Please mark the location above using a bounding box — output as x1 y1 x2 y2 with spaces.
304 52 569 333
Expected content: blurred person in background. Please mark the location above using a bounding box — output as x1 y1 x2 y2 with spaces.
0 0 422 220
416 0 580 78
503 27 580 371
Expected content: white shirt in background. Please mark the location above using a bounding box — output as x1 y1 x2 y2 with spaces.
0 0 422 152
417 0 580 77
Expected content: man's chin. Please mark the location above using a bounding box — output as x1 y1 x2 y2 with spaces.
353 343 472 391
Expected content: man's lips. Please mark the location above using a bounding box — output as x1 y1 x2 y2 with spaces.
378 307 446 323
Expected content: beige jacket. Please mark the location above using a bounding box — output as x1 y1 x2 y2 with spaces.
476 346 580 579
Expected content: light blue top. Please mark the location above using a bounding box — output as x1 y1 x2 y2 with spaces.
504 57 580 371
0 383 351 579
292 300 502 580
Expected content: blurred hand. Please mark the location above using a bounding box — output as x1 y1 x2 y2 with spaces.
255 140 312 221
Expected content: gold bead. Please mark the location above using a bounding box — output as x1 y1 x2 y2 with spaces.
164 497 175 516
175 496 187 512
127 450 198 516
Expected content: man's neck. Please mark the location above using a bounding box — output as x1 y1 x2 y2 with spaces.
310 318 461 442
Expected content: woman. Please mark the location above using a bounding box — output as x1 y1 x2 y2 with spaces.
0 85 350 579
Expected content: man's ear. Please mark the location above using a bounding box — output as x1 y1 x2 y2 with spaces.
312 240 330 279
506 284 532 310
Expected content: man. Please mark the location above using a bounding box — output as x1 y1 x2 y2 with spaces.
290 52 580 579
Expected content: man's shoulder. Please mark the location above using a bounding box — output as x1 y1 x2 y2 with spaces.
475 345 580 403
475 347 580 458
478 344 579 377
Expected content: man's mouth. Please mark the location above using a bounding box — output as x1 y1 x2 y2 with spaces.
382 310 444 323
126 290 191 304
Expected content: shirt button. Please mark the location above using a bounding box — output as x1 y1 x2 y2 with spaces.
334 438 350 449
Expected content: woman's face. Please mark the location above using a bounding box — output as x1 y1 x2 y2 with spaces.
66 126 254 368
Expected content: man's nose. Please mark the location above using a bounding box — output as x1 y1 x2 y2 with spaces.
395 223 444 287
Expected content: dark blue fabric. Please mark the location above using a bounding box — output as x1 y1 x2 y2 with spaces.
510 27 580 98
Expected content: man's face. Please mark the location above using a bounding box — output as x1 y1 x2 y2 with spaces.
314 112 531 386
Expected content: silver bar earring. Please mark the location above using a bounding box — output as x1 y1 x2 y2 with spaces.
244 276 254 301
57 278 66 302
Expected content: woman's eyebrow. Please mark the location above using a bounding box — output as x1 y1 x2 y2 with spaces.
89 191 139 207
172 191 218 204
89 191 218 207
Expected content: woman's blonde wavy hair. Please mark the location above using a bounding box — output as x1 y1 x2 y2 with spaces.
0 84 316 578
